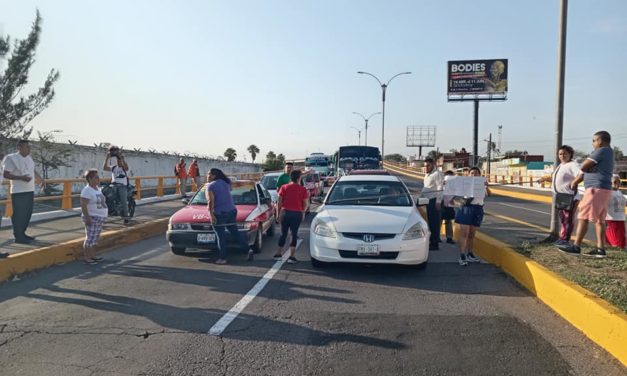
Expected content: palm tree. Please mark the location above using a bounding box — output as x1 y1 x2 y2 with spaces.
247 144 260 162
224 148 237 162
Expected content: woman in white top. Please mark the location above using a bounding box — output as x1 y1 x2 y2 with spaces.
80 169 109 265
540 145 583 245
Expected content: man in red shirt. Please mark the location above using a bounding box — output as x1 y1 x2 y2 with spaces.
275 170 309 263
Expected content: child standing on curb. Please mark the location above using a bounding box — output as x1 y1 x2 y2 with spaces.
454 167 490 266
605 175 626 250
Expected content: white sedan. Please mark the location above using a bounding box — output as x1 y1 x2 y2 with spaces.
310 174 430 268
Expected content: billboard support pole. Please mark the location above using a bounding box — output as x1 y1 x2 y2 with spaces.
473 100 479 166
548 0 568 241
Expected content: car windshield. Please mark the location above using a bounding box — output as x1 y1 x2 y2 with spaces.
188 182 258 205
325 181 412 206
261 175 278 190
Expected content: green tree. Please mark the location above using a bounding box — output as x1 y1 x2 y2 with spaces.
613 146 623 161
426 150 442 161
263 151 284 170
223 148 237 162
384 153 406 163
31 130 73 194
247 144 260 163
0 11 60 153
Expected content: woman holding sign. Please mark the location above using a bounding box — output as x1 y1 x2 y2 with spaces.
453 167 490 266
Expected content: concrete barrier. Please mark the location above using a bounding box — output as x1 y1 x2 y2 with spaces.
0 218 169 283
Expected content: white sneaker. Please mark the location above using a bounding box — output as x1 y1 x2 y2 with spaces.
466 252 480 263
458 253 468 266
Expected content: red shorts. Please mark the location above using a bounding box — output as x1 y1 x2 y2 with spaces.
577 188 612 223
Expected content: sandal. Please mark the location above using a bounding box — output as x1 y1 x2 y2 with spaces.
215 259 227 265
83 259 98 265
91 256 104 261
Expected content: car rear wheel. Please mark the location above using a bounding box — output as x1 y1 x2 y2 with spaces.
311 257 327 268
171 246 186 255
251 229 263 253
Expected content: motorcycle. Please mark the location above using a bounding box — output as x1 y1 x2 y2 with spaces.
100 182 137 218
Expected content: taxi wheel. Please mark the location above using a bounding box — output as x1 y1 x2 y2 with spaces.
251 229 263 253
171 246 186 255
266 221 275 237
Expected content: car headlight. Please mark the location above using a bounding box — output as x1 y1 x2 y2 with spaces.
313 221 336 238
237 222 252 230
169 223 191 230
402 222 426 240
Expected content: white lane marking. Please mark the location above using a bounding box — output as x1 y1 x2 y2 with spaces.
208 239 303 336
496 202 550 215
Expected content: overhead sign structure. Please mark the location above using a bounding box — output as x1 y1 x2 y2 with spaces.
447 59 508 101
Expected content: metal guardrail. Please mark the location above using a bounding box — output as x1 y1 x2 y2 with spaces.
383 161 627 192
0 172 265 217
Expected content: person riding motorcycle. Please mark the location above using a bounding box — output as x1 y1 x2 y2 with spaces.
102 146 134 224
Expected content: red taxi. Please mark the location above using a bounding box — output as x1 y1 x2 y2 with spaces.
302 170 323 199
166 180 276 255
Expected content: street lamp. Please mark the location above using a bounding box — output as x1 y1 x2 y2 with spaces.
352 111 381 146
350 126 363 145
357 71 411 159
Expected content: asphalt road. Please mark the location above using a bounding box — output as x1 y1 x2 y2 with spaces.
0 207 624 375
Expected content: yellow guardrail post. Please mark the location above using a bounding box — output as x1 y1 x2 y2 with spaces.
157 177 164 196
5 194 13 217
62 181 72 210
134 178 141 200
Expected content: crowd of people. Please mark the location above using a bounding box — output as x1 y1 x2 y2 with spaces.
0 129 624 266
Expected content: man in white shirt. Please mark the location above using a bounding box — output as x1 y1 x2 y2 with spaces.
2 140 44 244
421 157 444 250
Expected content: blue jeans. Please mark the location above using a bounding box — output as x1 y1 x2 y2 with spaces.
214 209 249 259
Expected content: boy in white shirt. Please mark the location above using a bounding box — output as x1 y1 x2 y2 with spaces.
605 175 626 250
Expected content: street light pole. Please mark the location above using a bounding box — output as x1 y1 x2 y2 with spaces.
350 126 362 145
352 111 381 146
357 71 411 159
549 0 569 240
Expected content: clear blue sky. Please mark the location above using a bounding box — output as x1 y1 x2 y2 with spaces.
1 0 626 161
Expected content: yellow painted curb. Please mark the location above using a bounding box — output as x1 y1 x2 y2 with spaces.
449 227 627 366
488 187 552 204
0 218 169 283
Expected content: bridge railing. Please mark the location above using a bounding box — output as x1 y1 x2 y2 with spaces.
0 171 265 218
383 161 627 193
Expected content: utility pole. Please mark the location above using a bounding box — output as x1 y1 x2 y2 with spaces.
487 133 492 176
548 0 568 241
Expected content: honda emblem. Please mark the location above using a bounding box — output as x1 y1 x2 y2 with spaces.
363 234 375 243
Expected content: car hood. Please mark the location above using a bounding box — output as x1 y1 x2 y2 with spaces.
319 206 418 233
169 204 256 223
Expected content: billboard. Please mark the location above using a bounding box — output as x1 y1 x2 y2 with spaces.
447 59 508 95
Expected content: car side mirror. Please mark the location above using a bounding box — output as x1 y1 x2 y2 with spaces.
181 198 189 204
415 197 429 207
312 196 323 204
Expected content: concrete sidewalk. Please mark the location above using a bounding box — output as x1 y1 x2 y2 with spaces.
0 199 184 257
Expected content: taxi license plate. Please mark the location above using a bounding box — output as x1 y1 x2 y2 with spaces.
357 244 379 256
197 233 216 243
